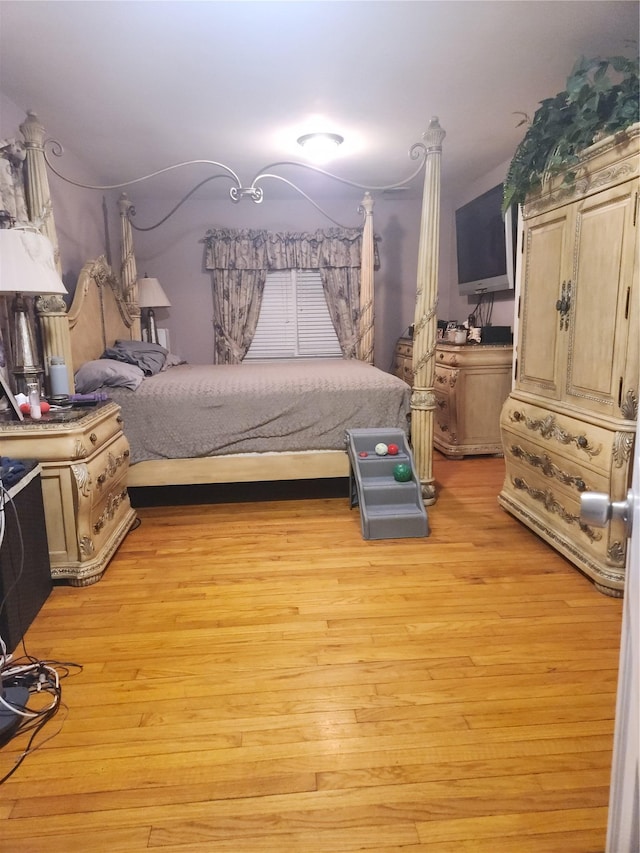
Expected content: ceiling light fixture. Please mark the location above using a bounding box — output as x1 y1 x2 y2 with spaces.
297 132 344 164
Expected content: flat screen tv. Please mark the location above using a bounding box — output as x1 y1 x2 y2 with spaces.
455 183 517 296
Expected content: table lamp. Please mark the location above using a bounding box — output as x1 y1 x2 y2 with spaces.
0 227 67 395
137 275 171 345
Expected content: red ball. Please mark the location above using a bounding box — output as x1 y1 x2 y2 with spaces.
20 401 50 415
358 451 369 458
387 443 399 455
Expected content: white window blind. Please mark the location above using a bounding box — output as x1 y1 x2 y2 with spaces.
245 270 342 360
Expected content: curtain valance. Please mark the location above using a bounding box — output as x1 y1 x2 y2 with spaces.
203 227 379 271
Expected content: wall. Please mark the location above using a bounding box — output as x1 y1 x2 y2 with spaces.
0 93 116 296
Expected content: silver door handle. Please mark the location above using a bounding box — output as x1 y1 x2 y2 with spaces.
580 490 634 537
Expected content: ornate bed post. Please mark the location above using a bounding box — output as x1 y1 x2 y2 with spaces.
20 111 60 272
36 295 75 393
411 117 446 505
20 111 71 390
118 193 142 339
358 191 375 364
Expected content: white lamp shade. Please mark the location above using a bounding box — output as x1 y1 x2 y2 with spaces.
0 228 67 294
137 276 171 308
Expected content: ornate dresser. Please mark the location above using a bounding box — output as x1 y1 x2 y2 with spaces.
499 124 639 595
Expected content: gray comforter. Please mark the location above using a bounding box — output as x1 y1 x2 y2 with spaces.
106 359 411 465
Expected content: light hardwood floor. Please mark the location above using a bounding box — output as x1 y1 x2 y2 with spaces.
2 455 623 852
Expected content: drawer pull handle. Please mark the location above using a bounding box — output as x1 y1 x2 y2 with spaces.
116 415 124 424
89 432 97 444
93 487 128 534
512 476 602 543
508 410 601 458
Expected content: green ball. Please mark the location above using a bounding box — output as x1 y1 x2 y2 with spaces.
393 463 412 482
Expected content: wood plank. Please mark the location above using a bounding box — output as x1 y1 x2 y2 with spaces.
1 455 622 851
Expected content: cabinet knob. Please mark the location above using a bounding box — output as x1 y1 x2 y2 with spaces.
116 415 123 424
555 280 572 330
89 432 97 444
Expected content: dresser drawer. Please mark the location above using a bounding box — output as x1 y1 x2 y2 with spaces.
2 402 124 463
85 473 131 556
501 429 606 498
501 398 614 479
501 446 611 564
396 360 413 386
396 340 413 360
436 343 513 369
500 398 630 580
82 432 131 507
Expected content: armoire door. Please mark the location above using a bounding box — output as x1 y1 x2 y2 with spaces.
565 180 639 420
516 204 573 402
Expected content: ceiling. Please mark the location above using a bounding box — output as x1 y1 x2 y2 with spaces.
1 1 638 202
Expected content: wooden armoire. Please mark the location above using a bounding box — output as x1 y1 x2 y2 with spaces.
499 123 639 596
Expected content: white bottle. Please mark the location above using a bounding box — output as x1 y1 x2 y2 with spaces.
28 384 41 420
49 355 70 397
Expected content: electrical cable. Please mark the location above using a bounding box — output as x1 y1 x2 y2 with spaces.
468 292 495 330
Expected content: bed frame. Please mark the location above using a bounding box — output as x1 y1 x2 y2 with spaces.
24 112 445 501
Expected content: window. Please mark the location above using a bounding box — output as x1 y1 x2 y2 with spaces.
245 270 342 360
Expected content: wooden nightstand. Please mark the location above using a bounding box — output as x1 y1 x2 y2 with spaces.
393 336 513 457
392 336 414 386
434 342 513 457
0 402 136 586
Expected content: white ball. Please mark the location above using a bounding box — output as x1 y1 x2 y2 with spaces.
374 443 388 456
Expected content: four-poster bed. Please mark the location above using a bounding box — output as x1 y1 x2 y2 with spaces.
9 111 444 502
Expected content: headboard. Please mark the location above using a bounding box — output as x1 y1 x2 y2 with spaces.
37 256 140 386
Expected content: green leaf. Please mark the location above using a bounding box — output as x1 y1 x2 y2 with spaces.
504 53 639 207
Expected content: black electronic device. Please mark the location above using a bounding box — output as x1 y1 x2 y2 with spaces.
0 463 52 654
0 682 29 741
481 325 513 344
455 183 518 296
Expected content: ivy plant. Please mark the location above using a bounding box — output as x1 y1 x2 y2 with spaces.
503 55 639 212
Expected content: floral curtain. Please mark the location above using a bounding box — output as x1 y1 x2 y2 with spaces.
204 227 379 363
204 229 268 364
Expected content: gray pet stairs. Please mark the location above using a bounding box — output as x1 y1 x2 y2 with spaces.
346 428 429 540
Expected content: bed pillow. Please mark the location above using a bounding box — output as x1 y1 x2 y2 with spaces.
161 352 186 371
101 340 168 376
74 359 145 392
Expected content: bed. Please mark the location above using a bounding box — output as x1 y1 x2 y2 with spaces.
10 112 445 499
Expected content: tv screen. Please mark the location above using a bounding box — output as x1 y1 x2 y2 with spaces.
455 183 517 296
